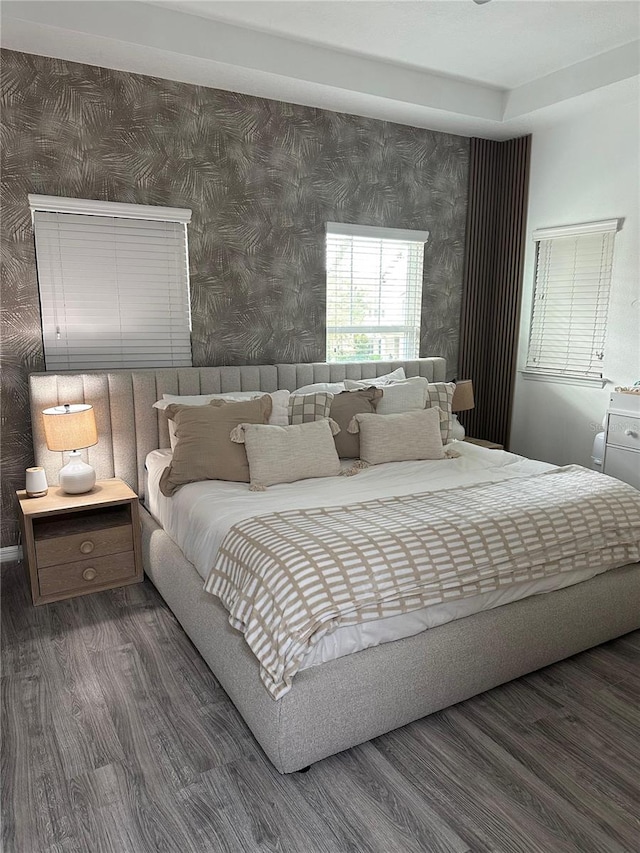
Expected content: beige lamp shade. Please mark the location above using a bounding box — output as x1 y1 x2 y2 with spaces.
42 404 98 451
452 380 474 413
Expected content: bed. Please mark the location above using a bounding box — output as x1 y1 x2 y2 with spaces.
29 359 640 773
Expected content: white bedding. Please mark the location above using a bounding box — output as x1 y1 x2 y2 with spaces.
145 442 610 671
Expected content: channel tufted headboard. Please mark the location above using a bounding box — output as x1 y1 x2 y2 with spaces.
29 358 446 500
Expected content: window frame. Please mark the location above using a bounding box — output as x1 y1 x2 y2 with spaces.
325 222 430 364
29 195 193 371
522 218 620 387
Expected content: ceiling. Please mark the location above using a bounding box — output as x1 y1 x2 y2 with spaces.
156 0 639 89
2 0 639 138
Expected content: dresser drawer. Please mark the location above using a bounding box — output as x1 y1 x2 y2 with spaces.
35 523 133 569
607 414 640 451
603 446 640 491
38 551 137 598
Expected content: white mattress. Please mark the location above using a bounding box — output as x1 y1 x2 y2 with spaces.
145 443 609 671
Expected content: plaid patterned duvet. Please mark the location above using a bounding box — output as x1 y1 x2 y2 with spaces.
204 466 640 699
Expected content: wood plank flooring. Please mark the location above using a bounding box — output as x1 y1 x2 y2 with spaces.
2 560 640 853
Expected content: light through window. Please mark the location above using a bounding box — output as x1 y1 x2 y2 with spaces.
326 223 429 362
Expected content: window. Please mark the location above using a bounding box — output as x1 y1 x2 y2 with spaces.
325 222 429 362
29 195 192 370
525 219 619 382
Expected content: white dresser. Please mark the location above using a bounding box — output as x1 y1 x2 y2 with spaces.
603 392 640 490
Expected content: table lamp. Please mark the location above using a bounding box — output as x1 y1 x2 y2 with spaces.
451 380 474 441
42 404 98 494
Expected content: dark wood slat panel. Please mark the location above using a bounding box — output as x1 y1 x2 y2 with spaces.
459 135 531 448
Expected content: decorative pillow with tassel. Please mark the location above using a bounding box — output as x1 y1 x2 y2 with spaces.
329 388 383 458
348 407 446 465
231 418 342 490
159 395 272 495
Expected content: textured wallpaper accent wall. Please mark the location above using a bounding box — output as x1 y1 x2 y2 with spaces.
0 48 469 547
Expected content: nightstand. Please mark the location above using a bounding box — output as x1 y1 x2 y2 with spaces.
463 437 504 450
603 392 640 490
17 478 143 606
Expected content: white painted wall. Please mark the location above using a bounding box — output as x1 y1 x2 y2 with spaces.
510 97 640 467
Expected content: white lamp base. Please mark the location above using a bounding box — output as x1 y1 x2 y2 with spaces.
450 414 466 441
58 451 96 494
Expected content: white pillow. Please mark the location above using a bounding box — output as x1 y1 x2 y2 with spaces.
349 407 445 465
291 381 346 396
375 377 429 415
343 367 406 389
154 390 290 449
230 418 341 489
153 393 217 410
155 390 288 421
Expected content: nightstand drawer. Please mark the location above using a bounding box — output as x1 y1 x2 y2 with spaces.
607 415 640 451
603 446 640 490
38 551 137 598
35 523 133 569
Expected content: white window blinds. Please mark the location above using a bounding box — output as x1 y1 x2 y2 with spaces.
326 222 429 363
29 196 192 370
525 219 619 380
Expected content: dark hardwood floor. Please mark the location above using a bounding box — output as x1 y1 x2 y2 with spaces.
2 560 640 853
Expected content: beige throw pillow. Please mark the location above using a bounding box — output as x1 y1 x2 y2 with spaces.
231 419 341 489
159 396 272 495
349 407 445 465
154 390 289 449
330 389 383 458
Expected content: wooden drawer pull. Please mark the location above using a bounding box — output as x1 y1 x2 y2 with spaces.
79 540 95 554
82 568 97 581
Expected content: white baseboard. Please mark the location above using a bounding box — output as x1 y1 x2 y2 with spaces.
0 545 23 564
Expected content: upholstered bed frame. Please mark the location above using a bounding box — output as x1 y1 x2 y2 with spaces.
29 360 640 773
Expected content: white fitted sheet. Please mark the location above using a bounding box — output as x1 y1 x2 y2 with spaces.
144 443 609 670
